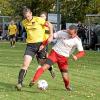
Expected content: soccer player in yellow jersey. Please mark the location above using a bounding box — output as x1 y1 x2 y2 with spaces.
16 7 53 91
35 12 55 79
8 20 17 47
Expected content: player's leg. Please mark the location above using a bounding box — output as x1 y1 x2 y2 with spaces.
12 35 16 47
61 71 72 91
9 36 13 47
18 55 32 84
57 57 72 91
16 55 32 90
29 50 57 87
45 45 55 77
47 49 55 78
48 64 55 78
29 63 50 87
37 48 55 78
16 44 35 90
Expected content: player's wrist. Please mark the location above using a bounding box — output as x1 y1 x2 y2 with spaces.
42 39 48 46
73 55 78 61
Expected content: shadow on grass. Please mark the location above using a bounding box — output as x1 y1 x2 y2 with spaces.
0 81 67 96
0 81 16 92
22 89 42 94
48 87 66 92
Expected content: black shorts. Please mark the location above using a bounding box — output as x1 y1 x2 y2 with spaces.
45 58 54 66
36 48 47 59
24 42 47 58
9 34 16 39
36 44 49 59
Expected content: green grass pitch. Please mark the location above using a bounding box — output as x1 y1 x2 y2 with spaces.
0 42 100 100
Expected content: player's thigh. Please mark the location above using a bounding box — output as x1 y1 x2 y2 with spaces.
41 63 50 71
22 44 37 69
47 50 57 63
9 36 12 41
22 55 32 69
37 48 47 59
13 35 16 41
24 44 36 57
44 50 57 68
36 48 47 64
57 57 68 72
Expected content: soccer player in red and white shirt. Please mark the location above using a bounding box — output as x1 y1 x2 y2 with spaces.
29 25 85 91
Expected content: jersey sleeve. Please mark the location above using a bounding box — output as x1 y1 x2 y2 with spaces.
74 39 85 59
76 39 84 51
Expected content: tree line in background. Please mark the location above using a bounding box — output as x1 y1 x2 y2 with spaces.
0 0 100 23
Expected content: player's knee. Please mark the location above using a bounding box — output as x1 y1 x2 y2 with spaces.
22 66 28 70
60 69 68 73
23 62 29 67
42 64 50 71
60 69 68 76
22 62 30 70
37 58 46 65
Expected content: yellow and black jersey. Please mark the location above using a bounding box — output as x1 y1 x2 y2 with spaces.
8 24 17 35
22 16 46 43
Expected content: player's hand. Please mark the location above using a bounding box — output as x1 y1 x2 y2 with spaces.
72 54 78 61
39 45 45 51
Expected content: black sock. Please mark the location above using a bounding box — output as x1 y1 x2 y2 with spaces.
13 41 15 46
10 41 13 46
48 66 52 71
18 69 27 85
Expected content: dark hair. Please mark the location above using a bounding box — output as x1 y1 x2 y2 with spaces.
22 6 31 15
40 11 48 20
69 25 78 31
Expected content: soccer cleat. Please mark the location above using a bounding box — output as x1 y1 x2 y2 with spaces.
66 86 72 91
29 81 35 87
12 45 15 48
15 84 22 91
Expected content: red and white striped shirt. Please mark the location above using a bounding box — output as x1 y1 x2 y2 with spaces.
53 30 84 57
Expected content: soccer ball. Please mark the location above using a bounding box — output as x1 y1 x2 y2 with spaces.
37 80 48 90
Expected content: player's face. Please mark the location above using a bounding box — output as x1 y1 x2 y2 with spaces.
24 11 32 21
40 14 46 20
68 29 77 38
11 21 14 25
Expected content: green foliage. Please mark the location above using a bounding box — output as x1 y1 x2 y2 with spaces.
0 0 100 22
61 0 92 22
0 0 14 16
86 0 100 14
31 0 55 15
